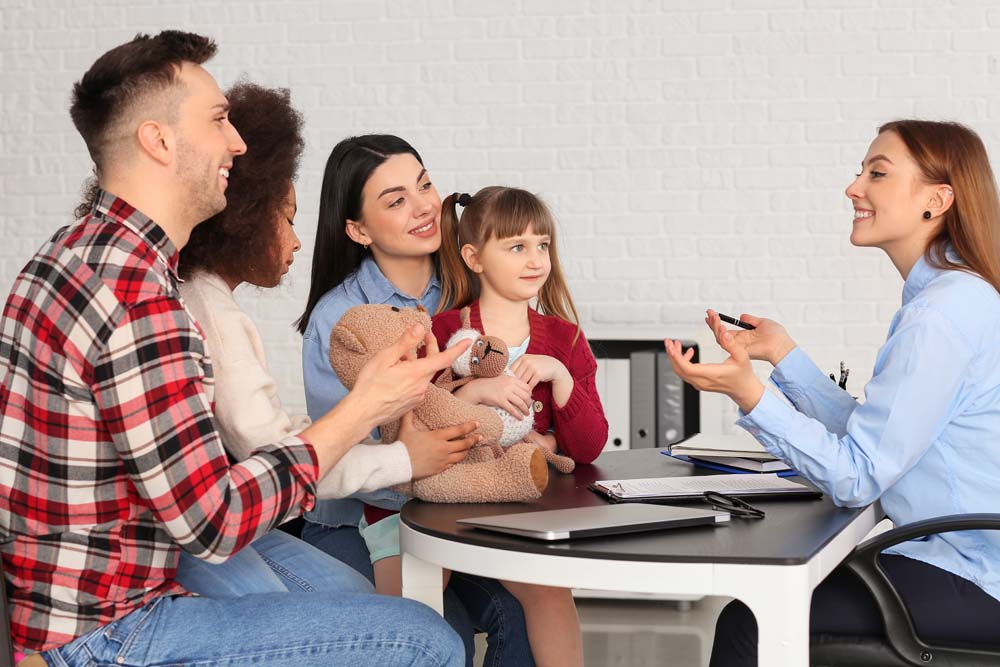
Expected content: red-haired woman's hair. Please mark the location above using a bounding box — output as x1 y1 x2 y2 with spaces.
437 186 581 339
879 120 1000 293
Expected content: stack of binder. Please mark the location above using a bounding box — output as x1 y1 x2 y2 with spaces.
665 432 795 476
592 341 700 453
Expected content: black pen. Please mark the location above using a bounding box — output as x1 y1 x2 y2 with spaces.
717 313 756 330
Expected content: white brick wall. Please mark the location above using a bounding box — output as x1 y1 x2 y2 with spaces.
3 0 1000 430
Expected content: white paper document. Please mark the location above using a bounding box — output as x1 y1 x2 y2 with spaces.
594 473 814 500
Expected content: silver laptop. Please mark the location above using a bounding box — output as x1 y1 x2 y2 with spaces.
457 503 729 541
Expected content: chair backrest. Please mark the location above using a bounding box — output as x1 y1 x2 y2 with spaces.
0 557 14 667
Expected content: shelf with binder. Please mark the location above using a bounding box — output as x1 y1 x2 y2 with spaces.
590 339 700 452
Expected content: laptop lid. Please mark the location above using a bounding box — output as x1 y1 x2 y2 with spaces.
457 503 730 541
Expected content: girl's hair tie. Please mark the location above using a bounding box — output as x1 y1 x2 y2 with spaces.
457 192 472 207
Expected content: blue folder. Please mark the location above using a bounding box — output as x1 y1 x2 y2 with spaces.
662 451 800 477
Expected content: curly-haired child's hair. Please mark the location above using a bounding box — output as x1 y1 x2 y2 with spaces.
179 81 305 285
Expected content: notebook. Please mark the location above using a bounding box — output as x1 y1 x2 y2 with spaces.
591 473 821 502
690 454 791 473
669 432 778 461
457 504 729 541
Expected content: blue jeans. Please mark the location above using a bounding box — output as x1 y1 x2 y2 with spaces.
42 592 464 667
302 519 535 667
175 529 373 596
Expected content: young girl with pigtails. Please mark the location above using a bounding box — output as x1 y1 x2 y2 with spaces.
430 186 611 667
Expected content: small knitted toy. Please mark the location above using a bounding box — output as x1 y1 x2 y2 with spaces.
435 307 534 448
328 304 548 502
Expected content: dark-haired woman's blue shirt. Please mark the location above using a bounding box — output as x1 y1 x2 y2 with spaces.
302 256 441 527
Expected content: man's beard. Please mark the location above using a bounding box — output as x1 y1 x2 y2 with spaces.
176 138 226 224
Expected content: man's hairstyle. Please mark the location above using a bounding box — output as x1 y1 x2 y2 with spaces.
69 30 217 171
179 82 305 284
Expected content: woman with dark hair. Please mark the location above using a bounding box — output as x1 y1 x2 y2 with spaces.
176 88 475 597
666 120 1000 665
298 135 534 666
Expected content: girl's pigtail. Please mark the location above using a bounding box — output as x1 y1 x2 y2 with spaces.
436 193 473 313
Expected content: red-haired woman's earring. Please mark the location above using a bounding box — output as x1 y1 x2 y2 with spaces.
922 211 932 220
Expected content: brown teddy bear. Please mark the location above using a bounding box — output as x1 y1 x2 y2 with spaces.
328 303 550 502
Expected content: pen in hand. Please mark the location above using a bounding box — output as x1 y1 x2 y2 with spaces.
717 313 756 330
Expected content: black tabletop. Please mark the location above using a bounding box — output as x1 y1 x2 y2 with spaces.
401 448 874 566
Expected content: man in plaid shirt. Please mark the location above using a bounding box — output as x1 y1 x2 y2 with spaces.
0 31 472 667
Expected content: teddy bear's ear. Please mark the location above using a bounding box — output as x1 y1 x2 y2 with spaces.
460 306 472 329
330 324 366 354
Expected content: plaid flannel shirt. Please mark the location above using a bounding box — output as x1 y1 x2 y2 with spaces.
0 191 318 652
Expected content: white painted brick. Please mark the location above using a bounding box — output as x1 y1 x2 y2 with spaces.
455 83 520 104
488 62 556 82
626 12 698 36
488 150 557 170
697 101 768 123
769 101 840 122
319 2 384 21
877 76 949 98
354 63 420 84
768 54 840 77
592 304 662 324
697 55 769 78
419 19 486 41
841 53 912 76
522 82 589 104
699 11 767 33
950 31 1000 52
593 81 665 103
556 60 627 82
733 33 804 55
914 7 986 30
387 0 454 19
914 54 988 76
840 9 914 30
733 78 803 99
913 97 987 118
486 104 556 126
453 39 519 61
557 15 628 37
590 37 663 59
695 234 769 256
630 279 697 303
661 34 732 56
879 31 950 52
521 38 589 59
768 11 839 32
4 0 996 420
556 104 626 125
421 63 488 84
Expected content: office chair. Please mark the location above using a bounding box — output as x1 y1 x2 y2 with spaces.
811 513 1000 667
1 557 13 667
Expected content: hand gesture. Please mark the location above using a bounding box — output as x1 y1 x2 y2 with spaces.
350 324 472 427
456 375 533 419
705 309 797 367
664 330 765 414
398 412 479 479
509 354 569 390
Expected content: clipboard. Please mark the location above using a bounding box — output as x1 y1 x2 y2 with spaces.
590 473 822 504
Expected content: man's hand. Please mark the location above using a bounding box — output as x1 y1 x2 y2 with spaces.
348 324 472 431
399 412 479 479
